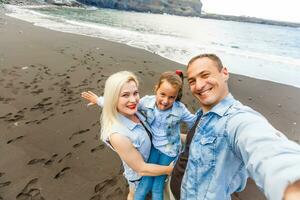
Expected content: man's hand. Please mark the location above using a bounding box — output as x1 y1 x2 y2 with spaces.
81 91 99 106
284 180 300 200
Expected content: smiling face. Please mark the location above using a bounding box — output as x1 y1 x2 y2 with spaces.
117 80 140 119
155 80 179 111
187 57 229 113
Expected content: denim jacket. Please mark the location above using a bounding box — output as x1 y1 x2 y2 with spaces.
97 97 153 182
107 113 152 182
181 94 300 200
138 95 196 157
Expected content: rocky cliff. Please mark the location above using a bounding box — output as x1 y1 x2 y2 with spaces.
76 0 202 17
1 0 81 6
2 0 202 17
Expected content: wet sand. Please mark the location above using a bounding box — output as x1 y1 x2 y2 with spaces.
0 10 300 200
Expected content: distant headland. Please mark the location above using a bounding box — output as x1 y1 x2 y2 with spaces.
2 0 300 28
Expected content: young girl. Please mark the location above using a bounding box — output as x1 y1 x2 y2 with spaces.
83 71 173 200
82 71 196 200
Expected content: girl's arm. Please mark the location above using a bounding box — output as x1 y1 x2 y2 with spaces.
179 102 197 129
81 91 104 107
137 95 149 110
110 133 173 176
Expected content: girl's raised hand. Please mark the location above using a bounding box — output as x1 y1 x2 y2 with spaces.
81 91 99 106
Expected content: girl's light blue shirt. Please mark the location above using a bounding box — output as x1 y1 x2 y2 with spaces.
139 95 196 157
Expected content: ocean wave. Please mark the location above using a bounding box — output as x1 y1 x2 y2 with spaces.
5 5 300 88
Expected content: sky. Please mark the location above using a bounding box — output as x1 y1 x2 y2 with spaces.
201 0 300 23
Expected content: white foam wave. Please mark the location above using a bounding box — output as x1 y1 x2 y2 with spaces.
5 5 300 88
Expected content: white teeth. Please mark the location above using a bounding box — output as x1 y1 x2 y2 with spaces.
199 89 211 96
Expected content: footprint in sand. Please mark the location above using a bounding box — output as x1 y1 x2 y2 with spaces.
54 167 71 179
72 141 85 148
0 113 12 120
90 144 105 153
62 109 73 115
69 129 90 140
30 88 43 95
7 135 25 144
25 120 38 125
90 176 124 199
89 194 101 200
58 152 72 163
0 181 11 188
17 110 24 115
148 71 155 77
27 158 46 165
30 102 52 111
96 79 102 84
91 121 99 127
17 178 44 200
42 97 52 102
44 154 58 166
94 177 117 193
23 84 31 89
5 114 24 122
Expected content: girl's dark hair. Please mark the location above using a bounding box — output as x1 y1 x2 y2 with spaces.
175 70 184 101
155 70 184 101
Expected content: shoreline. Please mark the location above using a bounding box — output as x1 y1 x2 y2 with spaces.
4 4 300 89
1 10 300 200
3 1 300 28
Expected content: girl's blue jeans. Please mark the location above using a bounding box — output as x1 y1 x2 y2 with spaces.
134 146 175 200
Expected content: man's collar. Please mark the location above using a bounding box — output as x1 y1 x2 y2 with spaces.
207 93 235 117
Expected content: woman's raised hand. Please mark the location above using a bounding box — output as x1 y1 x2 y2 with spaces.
81 91 99 106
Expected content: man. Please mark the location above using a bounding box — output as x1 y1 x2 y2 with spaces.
169 54 300 200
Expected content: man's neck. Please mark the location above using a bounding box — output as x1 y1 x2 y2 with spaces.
201 92 230 114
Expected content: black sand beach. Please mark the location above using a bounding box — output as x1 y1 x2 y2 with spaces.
0 9 300 200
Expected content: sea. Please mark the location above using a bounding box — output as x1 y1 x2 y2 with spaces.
5 5 300 88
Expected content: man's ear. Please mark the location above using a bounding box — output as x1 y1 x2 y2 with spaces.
222 67 229 81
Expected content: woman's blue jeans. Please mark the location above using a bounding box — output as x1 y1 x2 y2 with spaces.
134 147 175 200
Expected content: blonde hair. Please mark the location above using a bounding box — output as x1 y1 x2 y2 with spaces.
100 71 139 141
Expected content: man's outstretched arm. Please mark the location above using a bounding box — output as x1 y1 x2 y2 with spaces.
228 112 300 200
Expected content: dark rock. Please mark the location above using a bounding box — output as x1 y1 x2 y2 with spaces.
2 0 46 5
76 0 202 17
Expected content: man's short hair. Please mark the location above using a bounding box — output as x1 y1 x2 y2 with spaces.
187 53 224 71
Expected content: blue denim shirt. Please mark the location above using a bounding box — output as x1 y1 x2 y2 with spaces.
107 113 152 182
181 94 300 200
138 95 196 157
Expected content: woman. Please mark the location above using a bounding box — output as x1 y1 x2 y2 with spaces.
82 71 172 200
